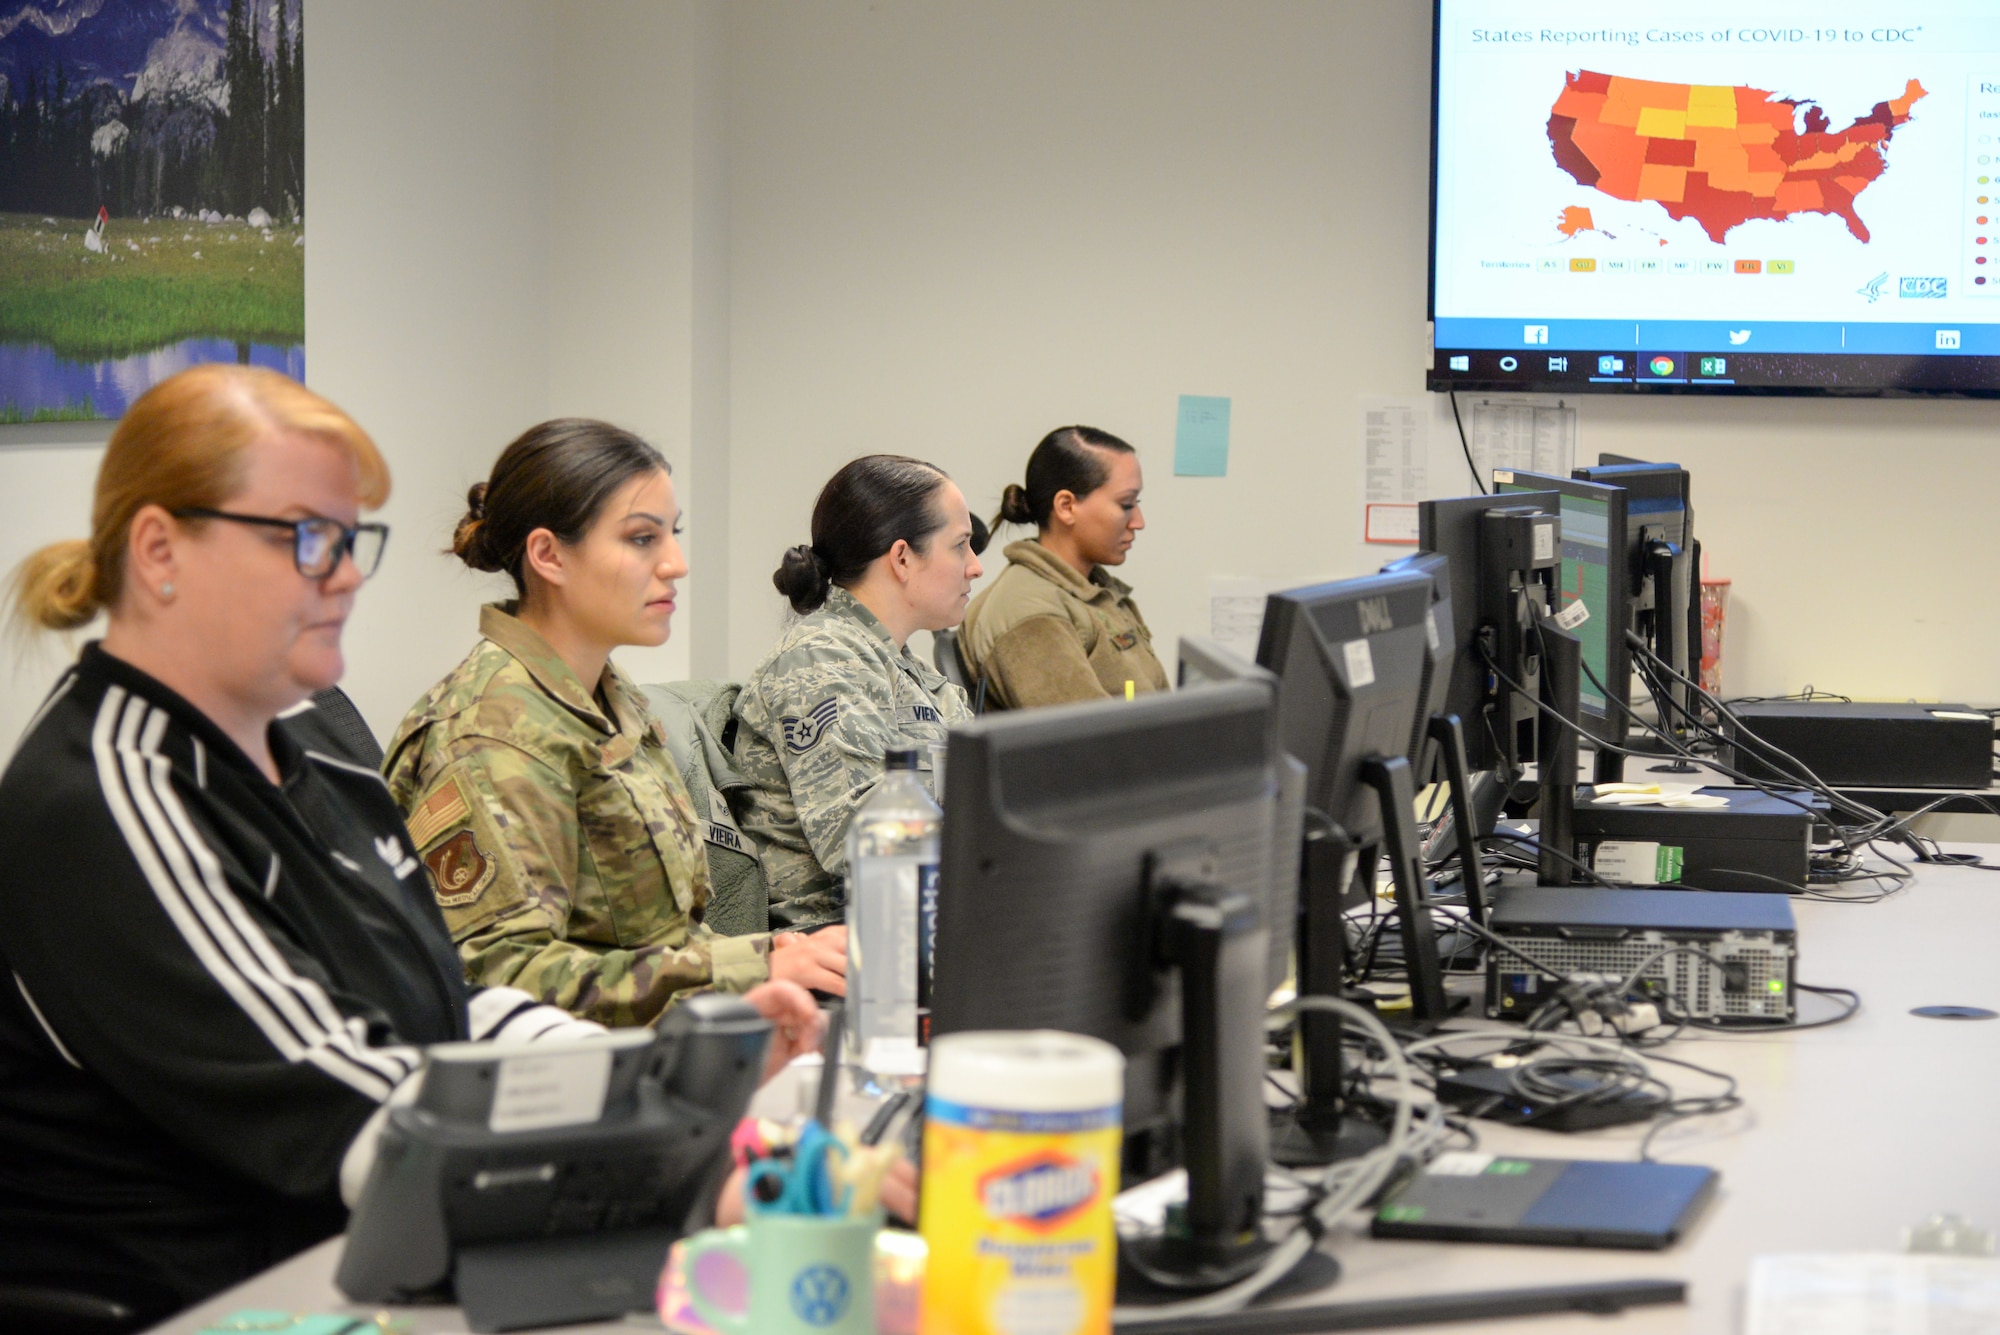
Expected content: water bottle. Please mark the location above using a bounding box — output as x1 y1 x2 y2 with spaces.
844 747 940 1076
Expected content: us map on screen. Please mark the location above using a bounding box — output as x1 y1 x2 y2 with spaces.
1432 2 2000 394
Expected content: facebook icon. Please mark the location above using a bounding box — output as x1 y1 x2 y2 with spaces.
1524 325 1550 345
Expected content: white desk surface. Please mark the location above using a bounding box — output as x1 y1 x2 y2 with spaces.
147 854 2000 1335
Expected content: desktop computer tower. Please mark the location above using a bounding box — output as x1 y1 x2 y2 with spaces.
1723 701 1994 790
1486 886 1796 1025
1570 787 1820 893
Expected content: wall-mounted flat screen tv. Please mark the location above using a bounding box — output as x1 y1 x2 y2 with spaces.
1430 1 2000 395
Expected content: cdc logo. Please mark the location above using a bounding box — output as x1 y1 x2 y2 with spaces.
1900 277 1949 299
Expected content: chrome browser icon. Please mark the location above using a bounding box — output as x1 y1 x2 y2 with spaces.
1649 355 1676 377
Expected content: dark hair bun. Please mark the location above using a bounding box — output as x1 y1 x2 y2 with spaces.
773 543 833 614
781 456 952 614
448 420 667 592
994 427 1134 530
451 481 503 571
996 483 1034 527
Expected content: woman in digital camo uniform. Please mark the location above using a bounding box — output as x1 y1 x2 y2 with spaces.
732 455 981 930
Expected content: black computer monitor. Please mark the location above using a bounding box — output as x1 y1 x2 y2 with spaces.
1417 493 1583 887
1416 492 1562 776
1493 471 1631 766
931 677 1292 1294
1252 570 1462 1164
1572 459 1698 768
1375 551 1457 774
1377 548 1493 938
1254 570 1435 851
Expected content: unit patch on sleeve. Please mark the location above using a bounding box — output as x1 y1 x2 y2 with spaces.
780 697 840 754
424 829 496 908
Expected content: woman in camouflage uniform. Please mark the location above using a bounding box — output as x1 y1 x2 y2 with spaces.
734 455 981 930
384 421 845 1026
959 426 1169 710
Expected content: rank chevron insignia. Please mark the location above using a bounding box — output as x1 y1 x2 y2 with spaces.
780 697 840 754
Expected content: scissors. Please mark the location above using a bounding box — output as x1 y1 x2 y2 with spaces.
746 1120 851 1216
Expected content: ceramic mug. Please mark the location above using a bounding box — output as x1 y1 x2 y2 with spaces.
682 1210 882 1335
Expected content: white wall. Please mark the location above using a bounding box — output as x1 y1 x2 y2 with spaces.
0 438 107 744
548 0 734 685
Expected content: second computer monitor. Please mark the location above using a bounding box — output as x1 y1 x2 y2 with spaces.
1254 569 1433 849
1416 491 1562 776
1377 550 1458 770
1493 470 1630 757
1572 459 1697 690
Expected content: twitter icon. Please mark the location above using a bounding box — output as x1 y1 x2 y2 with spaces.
1727 329 1751 346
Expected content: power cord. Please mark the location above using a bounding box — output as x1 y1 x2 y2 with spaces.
1448 391 1486 494
1113 995 1419 1325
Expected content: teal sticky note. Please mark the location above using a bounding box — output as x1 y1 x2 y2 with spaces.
1174 395 1231 476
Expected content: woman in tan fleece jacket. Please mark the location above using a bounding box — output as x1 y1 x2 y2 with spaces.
958 425 1171 710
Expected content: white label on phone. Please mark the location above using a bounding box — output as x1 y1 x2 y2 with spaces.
489 1048 612 1133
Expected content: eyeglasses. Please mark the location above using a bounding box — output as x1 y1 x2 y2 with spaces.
174 507 390 579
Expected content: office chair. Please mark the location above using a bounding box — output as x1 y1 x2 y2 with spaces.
932 628 969 691
932 628 987 713
288 686 385 770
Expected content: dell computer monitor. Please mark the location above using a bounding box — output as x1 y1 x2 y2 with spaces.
1178 636 1274 693
1572 459 1698 758
931 675 1290 1291
1251 569 1460 1164
1493 470 1630 756
1416 491 1563 777
1571 460 1694 671
1376 551 1458 772
1254 569 1435 852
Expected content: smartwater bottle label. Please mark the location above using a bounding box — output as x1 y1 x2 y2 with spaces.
853 854 925 1057
917 860 939 1044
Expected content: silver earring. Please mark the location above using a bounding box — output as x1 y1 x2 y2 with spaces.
160 583 175 599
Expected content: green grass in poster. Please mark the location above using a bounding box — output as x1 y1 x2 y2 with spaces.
0 211 304 361
0 401 97 421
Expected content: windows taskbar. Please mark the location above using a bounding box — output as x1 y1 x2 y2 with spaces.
1430 349 2000 396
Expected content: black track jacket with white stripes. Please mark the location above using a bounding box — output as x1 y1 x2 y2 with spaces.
0 646 476 1314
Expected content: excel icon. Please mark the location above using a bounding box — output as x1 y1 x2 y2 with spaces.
1698 356 1727 377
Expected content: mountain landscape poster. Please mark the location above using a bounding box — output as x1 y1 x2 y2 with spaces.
0 0 303 424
